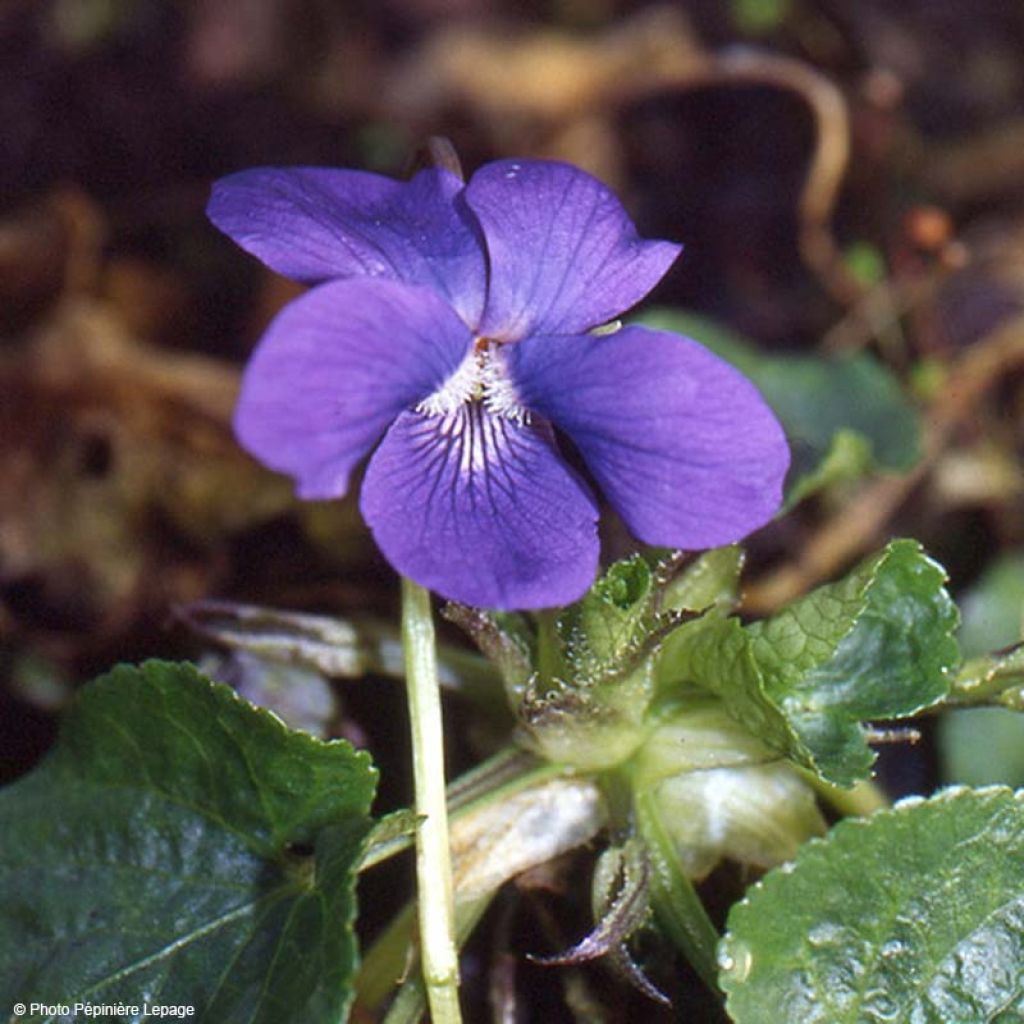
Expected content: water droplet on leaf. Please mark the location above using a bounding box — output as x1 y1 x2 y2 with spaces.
719 941 752 982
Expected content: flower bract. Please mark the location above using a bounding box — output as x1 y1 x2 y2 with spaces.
208 158 789 608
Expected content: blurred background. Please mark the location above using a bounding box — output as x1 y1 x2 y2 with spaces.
3 0 1024 804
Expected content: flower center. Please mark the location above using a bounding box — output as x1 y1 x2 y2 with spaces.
416 338 529 423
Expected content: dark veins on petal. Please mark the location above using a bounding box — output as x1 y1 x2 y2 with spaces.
360 404 600 609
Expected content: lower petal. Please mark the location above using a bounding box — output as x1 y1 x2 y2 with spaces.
360 406 599 609
508 326 790 549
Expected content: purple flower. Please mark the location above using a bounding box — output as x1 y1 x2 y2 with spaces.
208 159 788 609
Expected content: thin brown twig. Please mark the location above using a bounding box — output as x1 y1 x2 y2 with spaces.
611 38 860 306
683 48 861 307
394 8 860 306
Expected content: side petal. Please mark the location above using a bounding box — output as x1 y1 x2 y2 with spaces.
208 166 487 324
466 159 680 340
508 326 790 548
360 406 599 609
235 278 473 500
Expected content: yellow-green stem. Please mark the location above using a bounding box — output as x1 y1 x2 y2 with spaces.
635 787 721 991
401 577 462 1024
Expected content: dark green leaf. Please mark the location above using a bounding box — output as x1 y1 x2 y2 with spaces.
203 651 338 737
0 660 377 1024
720 787 1024 1024
635 310 921 500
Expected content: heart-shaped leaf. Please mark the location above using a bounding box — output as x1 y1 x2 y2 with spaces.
0 660 377 1024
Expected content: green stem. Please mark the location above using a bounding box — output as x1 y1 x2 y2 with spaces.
634 787 721 992
446 745 551 812
401 577 462 1024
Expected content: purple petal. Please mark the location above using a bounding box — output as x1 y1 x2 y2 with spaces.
234 278 473 500
508 326 789 548
208 166 487 324
465 160 680 340
360 406 599 609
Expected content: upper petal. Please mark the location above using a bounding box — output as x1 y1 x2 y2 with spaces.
508 326 789 548
360 406 599 609
466 159 681 339
234 277 473 500
208 166 487 324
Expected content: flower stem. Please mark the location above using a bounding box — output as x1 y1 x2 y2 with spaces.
401 577 462 1024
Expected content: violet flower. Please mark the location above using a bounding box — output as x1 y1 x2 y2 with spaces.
208 159 788 609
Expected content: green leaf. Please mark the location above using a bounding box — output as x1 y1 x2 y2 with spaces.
659 541 958 785
950 648 1024 708
0 660 377 1023
720 787 1024 1024
634 310 921 500
749 539 958 784
658 612 807 763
